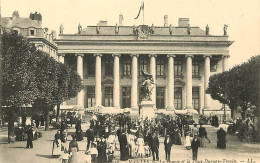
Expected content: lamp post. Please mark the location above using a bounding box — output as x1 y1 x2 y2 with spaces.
223 103 226 124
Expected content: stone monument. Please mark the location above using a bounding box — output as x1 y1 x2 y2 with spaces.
139 69 155 120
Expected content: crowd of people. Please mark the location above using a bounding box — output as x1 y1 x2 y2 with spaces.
51 113 228 162
228 117 257 142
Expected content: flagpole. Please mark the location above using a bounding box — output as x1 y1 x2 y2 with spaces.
143 1 144 25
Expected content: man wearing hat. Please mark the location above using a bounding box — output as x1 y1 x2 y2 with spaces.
164 134 172 161
191 134 200 161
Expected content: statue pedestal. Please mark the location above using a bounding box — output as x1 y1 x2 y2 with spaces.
140 100 155 120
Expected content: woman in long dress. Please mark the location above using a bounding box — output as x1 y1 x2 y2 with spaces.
69 135 79 163
175 129 182 145
52 130 62 156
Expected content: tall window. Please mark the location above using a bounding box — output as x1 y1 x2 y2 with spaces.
174 60 183 77
139 56 148 75
105 57 113 76
156 87 165 109
192 61 200 76
156 58 165 76
86 86 95 107
192 87 200 111
104 87 113 107
122 87 131 108
174 87 182 110
122 57 131 77
87 55 95 76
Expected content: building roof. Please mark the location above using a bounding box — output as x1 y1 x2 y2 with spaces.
80 25 207 36
1 17 42 29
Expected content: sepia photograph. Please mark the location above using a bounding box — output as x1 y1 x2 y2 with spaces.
0 0 260 162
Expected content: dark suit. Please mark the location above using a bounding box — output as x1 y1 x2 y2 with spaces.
86 128 94 150
164 137 172 161
119 133 128 161
26 128 33 148
152 135 159 161
97 140 107 163
191 138 200 160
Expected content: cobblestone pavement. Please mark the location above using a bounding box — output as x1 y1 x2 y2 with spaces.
0 124 260 163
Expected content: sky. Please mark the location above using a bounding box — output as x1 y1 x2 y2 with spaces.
1 0 260 68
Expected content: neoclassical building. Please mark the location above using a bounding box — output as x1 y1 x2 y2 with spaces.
55 17 233 114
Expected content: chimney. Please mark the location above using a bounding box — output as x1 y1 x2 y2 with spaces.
12 11 19 20
178 18 190 27
29 11 42 21
119 13 123 26
51 30 56 40
164 15 168 27
98 21 107 26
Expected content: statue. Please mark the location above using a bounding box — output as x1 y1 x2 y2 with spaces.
187 24 191 35
169 24 173 35
223 24 228 36
115 23 119 34
96 23 100 34
140 69 155 101
59 24 64 34
78 23 82 34
205 24 209 35
150 24 155 34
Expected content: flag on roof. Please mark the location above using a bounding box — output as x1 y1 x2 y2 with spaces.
134 1 144 19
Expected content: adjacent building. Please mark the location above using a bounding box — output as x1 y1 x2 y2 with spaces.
56 16 233 114
0 11 58 60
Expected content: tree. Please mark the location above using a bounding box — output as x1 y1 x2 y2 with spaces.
68 68 83 99
33 50 83 129
55 63 70 121
207 55 260 119
33 50 60 130
2 32 38 142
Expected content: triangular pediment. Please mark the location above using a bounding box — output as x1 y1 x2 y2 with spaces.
102 77 114 84
174 79 185 85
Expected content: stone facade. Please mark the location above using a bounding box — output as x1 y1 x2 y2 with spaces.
55 18 233 114
0 11 58 60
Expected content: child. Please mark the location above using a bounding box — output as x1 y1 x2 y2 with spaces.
136 135 145 158
87 142 98 163
184 132 192 150
107 145 114 163
60 147 70 163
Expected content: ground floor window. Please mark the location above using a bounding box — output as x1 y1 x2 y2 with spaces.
174 87 182 110
104 86 113 107
192 87 200 111
156 87 165 109
122 87 131 108
86 86 95 107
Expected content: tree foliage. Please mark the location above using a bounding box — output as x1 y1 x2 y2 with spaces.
2 32 83 134
207 55 260 119
2 32 38 108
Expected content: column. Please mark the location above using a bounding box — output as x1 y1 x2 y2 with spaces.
185 55 193 109
112 54 121 108
167 54 175 110
58 53 65 63
94 54 102 106
76 54 84 107
222 55 230 72
204 55 211 110
131 54 139 110
149 54 157 105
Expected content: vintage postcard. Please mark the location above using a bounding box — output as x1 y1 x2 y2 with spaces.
0 0 260 163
